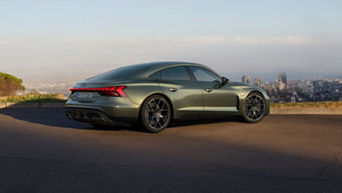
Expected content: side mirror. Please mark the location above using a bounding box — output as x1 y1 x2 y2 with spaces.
222 77 229 85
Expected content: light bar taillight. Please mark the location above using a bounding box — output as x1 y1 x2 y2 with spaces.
69 86 127 97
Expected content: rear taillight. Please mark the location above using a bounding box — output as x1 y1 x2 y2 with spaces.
69 86 127 97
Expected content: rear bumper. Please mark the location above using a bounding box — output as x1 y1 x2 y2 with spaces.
65 97 140 125
65 107 116 126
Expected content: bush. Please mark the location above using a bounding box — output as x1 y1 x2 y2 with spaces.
0 94 65 104
0 72 25 96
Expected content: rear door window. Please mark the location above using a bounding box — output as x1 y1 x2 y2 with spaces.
149 71 161 80
160 67 191 81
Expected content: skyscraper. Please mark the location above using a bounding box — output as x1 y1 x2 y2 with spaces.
242 75 250 84
277 72 287 84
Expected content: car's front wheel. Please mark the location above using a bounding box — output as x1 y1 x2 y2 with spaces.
242 92 266 123
140 95 172 133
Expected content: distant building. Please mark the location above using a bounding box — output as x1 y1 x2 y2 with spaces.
241 75 250 84
277 72 287 84
254 77 262 87
333 78 340 82
277 81 285 91
313 80 324 93
287 80 296 84
260 74 342 103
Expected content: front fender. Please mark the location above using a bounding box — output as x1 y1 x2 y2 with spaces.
237 86 270 116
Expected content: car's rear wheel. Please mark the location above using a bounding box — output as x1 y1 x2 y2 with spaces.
140 95 171 133
242 92 266 123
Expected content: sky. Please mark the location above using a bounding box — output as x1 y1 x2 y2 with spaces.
0 0 341 82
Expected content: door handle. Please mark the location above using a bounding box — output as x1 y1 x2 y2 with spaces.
168 87 178 92
204 88 213 92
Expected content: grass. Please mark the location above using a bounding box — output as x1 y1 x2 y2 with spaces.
271 101 342 108
0 94 66 104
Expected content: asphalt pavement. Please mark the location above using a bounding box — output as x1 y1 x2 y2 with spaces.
0 108 342 193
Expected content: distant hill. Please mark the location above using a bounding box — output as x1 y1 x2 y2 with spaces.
0 72 25 96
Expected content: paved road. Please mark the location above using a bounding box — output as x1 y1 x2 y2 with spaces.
0 108 341 193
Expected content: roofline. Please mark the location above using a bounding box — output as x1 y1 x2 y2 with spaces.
132 61 221 78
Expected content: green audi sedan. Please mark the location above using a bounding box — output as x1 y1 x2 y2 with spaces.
65 62 270 132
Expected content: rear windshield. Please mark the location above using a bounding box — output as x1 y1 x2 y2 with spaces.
87 65 148 81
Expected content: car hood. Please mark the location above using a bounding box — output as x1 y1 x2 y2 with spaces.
228 82 248 86
228 82 262 90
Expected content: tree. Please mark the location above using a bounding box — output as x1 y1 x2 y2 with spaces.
0 72 25 96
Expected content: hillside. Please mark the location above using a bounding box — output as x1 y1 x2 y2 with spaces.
0 72 25 96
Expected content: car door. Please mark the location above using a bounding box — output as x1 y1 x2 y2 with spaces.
155 66 203 114
188 66 239 112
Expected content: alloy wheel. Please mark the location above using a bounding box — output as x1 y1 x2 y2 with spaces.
244 93 265 122
143 96 171 132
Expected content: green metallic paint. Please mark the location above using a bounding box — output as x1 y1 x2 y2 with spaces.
65 61 270 125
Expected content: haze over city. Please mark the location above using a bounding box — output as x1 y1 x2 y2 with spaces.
0 0 341 83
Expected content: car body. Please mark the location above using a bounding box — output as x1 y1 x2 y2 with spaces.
65 62 270 132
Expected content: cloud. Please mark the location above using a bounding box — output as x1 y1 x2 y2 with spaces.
0 35 341 81
116 36 315 45
230 36 314 44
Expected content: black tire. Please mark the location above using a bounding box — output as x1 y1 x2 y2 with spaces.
242 92 266 123
140 95 172 133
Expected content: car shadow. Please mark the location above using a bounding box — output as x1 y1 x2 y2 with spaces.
0 106 122 131
170 115 244 128
0 105 246 132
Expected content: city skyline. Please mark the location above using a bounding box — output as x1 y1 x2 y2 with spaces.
20 71 342 103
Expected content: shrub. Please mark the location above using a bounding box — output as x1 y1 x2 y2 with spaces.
0 72 25 96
